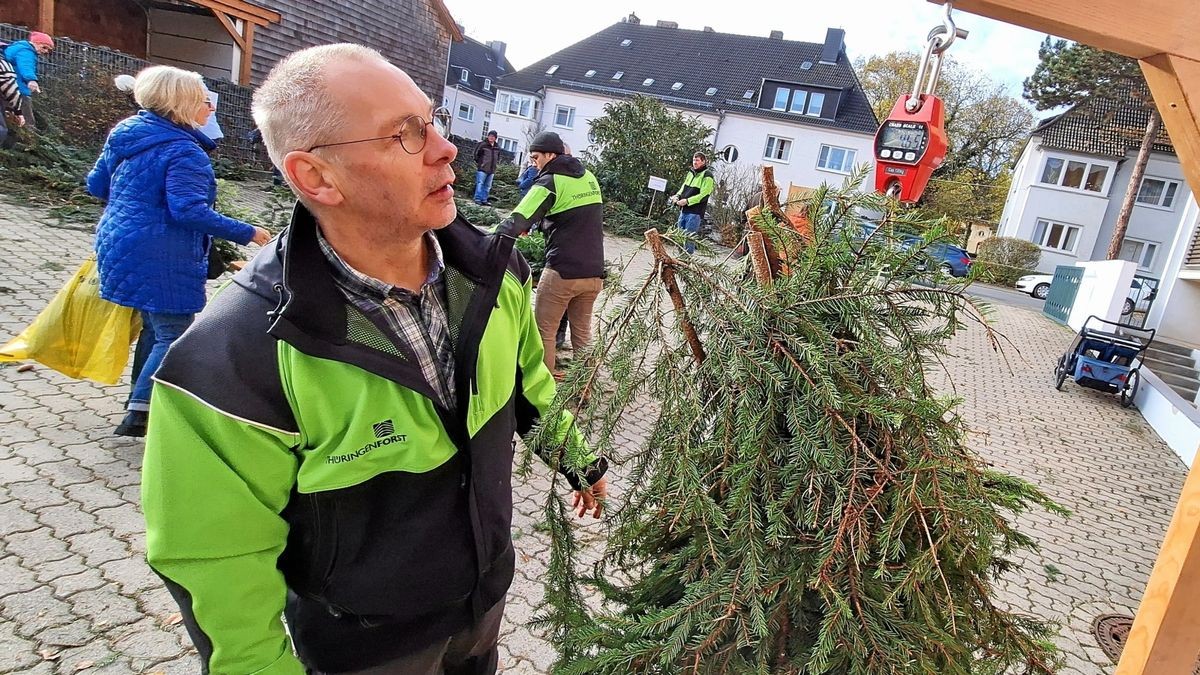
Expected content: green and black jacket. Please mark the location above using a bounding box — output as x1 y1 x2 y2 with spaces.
141 205 606 674
497 154 604 279
670 163 715 217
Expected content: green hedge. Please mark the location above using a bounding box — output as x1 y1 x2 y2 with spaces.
974 237 1042 285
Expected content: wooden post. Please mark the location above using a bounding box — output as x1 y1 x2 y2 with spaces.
1115 447 1200 673
645 229 706 366
238 22 255 85
37 0 54 33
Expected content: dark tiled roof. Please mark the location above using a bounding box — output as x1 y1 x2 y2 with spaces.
1035 83 1174 158
447 36 514 100
496 21 878 135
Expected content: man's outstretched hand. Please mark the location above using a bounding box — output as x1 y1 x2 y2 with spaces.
572 477 607 519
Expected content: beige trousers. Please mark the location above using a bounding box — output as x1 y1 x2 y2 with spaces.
534 268 602 370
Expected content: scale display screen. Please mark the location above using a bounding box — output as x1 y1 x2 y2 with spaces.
881 125 927 151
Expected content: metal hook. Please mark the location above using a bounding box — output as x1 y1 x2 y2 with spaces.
904 2 968 113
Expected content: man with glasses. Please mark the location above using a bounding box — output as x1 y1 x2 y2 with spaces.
497 131 605 374
140 44 608 675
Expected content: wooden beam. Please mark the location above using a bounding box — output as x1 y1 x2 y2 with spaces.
211 10 246 51
238 22 255 86
926 0 1200 62
1115 447 1200 673
37 0 53 33
187 0 280 26
1141 54 1200 206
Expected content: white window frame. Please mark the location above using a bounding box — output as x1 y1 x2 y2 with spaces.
457 102 475 122
1032 218 1083 255
1135 176 1181 210
495 92 535 119
816 144 857 174
772 87 790 111
497 137 519 153
1037 155 1113 194
612 71 624 80
483 78 491 91
1118 237 1160 270
763 135 792 164
459 68 469 83
553 104 575 129
806 91 826 117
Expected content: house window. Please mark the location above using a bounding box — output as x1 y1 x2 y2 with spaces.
483 78 491 91
1033 218 1082 254
482 119 489 135
817 144 857 173
806 92 825 116
496 92 535 118
1136 177 1181 209
788 91 805 113
457 103 474 122
460 68 469 83
545 65 559 75
743 90 754 100
1118 238 1160 269
621 39 632 47
554 105 575 129
705 87 717 96
1038 156 1109 193
763 135 792 162
612 71 624 80
587 130 597 144
672 82 684 91
497 137 519 153
643 78 655 86
772 88 790 111
585 69 596 77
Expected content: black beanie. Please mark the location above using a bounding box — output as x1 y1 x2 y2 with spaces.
529 131 565 154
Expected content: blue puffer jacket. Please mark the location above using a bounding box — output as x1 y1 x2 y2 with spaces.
88 111 255 314
3 41 38 96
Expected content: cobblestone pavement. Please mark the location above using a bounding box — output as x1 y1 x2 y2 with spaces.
0 199 1189 674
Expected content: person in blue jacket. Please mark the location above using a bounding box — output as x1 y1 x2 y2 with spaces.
86 64 270 437
3 31 54 133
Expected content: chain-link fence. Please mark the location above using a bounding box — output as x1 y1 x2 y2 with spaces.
1 22 266 169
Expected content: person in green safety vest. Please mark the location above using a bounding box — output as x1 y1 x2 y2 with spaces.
497 131 605 374
669 151 716 253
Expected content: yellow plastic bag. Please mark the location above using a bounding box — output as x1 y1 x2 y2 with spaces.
0 257 141 384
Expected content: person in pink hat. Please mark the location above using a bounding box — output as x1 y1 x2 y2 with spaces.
3 31 55 134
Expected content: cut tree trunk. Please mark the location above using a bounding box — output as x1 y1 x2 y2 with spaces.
1107 108 1164 260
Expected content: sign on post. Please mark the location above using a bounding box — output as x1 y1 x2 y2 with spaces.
647 176 668 192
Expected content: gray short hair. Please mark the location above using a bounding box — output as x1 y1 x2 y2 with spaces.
133 65 206 127
251 43 388 174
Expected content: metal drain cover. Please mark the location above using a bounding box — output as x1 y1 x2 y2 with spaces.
1093 614 1200 673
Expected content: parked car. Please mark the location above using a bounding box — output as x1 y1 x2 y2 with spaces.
1015 274 1157 314
900 237 973 277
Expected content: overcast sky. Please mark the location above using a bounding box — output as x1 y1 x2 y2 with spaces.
442 0 1054 100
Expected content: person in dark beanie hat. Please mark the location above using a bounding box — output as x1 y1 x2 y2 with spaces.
497 131 604 374
473 130 501 204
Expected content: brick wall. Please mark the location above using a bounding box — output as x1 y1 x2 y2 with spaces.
251 0 452 100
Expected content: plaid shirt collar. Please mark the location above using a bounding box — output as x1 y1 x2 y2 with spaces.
315 228 446 299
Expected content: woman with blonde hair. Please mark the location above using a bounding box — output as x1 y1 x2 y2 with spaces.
87 65 270 437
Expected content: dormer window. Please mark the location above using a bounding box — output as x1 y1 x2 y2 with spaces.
545 65 559 75
612 71 623 80
705 87 717 96
483 78 491 91
460 68 469 83
643 78 655 86
671 82 683 91
585 69 596 77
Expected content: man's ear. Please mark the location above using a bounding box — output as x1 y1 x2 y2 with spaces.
284 151 344 207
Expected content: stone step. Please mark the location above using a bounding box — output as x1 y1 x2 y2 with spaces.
1168 382 1200 402
1150 340 1196 357
1145 347 1196 369
1151 367 1200 395
1143 356 1200 381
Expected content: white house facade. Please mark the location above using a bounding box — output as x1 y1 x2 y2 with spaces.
998 98 1186 279
442 35 513 142
490 17 878 193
